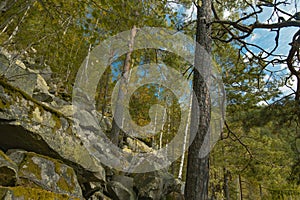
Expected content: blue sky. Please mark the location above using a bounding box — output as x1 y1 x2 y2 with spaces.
169 1 300 103
244 3 299 98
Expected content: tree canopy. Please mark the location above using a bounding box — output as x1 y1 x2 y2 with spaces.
1 0 300 199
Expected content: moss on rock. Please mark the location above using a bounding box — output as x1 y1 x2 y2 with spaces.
9 151 82 197
0 186 81 200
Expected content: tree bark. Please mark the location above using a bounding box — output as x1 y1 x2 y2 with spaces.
111 25 137 145
184 0 212 199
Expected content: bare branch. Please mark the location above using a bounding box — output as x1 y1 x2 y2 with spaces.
224 121 253 158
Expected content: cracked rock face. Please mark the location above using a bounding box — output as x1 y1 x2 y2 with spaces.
0 82 106 183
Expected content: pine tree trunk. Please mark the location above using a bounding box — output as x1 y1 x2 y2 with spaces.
111 26 137 145
184 0 212 199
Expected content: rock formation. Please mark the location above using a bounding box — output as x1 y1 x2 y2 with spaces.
0 49 183 199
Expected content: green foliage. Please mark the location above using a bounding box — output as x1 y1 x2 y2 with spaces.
209 97 300 198
0 0 88 92
2 0 300 198
0 0 173 92
208 35 300 197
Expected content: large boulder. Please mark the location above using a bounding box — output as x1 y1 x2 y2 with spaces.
133 170 182 200
7 150 82 198
107 181 136 200
0 48 63 107
107 175 136 200
0 81 105 183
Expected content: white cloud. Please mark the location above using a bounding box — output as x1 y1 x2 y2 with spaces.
279 75 298 95
185 3 197 20
167 2 180 11
223 9 231 19
257 100 268 106
259 2 298 23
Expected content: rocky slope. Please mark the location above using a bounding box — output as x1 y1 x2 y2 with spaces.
0 49 184 200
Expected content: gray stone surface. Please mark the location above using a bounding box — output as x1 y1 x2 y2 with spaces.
0 50 37 96
0 82 106 183
133 171 181 200
7 150 82 198
107 180 136 200
0 150 18 186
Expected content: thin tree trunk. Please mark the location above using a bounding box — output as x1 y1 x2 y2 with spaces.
184 0 212 199
101 72 110 116
152 107 158 148
224 168 230 200
152 85 162 149
159 108 166 149
111 25 137 145
259 184 263 200
4 2 32 45
238 174 243 200
178 92 192 180
121 66 133 133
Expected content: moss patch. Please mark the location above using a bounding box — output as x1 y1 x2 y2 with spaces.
52 115 62 133
0 186 81 200
57 177 71 192
55 162 76 193
18 154 42 180
66 125 73 135
0 98 7 110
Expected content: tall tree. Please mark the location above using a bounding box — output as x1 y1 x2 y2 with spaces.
185 0 212 199
110 25 137 145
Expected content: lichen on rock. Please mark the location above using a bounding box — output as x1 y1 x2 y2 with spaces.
7 150 82 198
